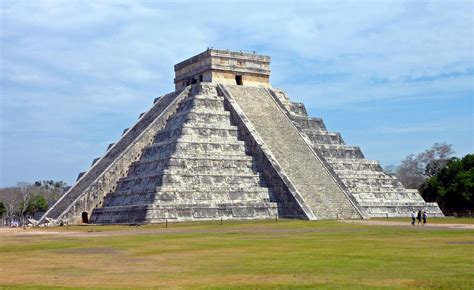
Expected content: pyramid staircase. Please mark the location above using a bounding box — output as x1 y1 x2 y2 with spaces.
220 84 363 220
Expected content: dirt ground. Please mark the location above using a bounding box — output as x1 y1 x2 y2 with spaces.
344 219 474 230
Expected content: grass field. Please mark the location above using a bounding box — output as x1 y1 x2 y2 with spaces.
0 219 473 289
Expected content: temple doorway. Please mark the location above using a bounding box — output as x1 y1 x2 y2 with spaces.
235 75 243 85
81 212 89 223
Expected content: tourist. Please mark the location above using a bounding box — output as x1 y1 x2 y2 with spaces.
422 211 427 225
416 210 422 225
411 210 416 226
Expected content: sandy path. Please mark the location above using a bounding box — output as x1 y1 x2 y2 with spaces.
1 219 472 238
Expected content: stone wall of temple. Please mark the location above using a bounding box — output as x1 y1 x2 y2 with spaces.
174 49 270 89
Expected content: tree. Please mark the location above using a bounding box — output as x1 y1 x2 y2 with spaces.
0 187 23 224
0 201 5 218
21 195 48 217
31 180 68 205
394 142 454 189
0 180 68 225
19 184 34 219
395 154 425 189
418 142 455 177
420 154 474 213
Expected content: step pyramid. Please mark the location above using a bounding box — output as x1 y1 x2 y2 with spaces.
39 49 442 225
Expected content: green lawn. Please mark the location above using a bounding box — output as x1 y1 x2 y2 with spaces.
0 219 473 289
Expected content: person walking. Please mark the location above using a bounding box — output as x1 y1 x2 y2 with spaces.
416 210 422 225
411 210 416 226
422 211 427 225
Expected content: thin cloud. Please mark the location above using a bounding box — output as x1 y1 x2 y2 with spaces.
0 1 473 186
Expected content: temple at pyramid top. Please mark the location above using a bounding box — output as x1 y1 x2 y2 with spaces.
174 48 271 89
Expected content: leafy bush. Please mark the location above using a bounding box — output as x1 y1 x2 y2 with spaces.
420 154 474 213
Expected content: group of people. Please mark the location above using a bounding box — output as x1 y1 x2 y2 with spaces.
411 210 427 225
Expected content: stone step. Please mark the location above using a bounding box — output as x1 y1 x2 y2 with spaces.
313 144 364 159
142 150 252 161
128 158 254 176
155 124 238 140
349 186 407 194
343 178 402 188
148 138 246 149
165 116 232 130
108 186 272 197
291 116 327 131
348 186 408 193
303 131 345 145
130 155 254 166
102 187 273 207
336 171 393 178
104 191 273 207
353 192 425 202
358 201 432 207
91 203 278 224
365 205 444 217
127 165 256 178
339 174 398 180
166 109 231 124
142 141 248 159
177 96 225 113
115 172 263 191
332 164 384 170
326 158 380 165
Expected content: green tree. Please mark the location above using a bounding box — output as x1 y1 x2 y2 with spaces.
20 195 49 217
0 201 5 218
420 154 474 213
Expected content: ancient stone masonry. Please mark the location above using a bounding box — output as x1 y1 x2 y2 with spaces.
40 49 443 225
267 89 443 217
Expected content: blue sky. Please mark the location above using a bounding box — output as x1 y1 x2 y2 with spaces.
0 0 473 187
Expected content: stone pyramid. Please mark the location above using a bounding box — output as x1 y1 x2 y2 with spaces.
39 49 442 225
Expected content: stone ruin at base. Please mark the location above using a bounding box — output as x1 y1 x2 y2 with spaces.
39 49 443 225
